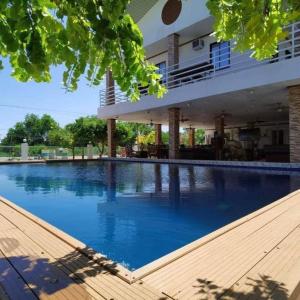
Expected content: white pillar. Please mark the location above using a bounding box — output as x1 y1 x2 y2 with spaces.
21 142 29 160
87 143 93 159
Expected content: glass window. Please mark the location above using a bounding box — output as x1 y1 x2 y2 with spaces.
156 61 167 83
210 41 230 70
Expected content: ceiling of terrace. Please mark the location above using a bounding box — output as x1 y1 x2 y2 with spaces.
113 83 290 129
127 0 159 22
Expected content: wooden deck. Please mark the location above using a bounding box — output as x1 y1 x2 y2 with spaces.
0 190 300 300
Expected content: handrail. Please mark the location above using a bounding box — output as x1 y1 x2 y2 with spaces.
99 21 300 107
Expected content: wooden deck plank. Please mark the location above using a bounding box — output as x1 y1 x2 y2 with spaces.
143 192 300 299
0 249 37 300
0 201 167 300
222 226 300 300
0 190 300 300
0 228 92 300
142 192 300 288
0 214 17 232
177 210 300 299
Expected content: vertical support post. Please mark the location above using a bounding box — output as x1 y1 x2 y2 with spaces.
168 33 179 87
169 107 180 159
87 143 93 159
188 128 195 147
215 115 225 160
288 85 300 163
21 142 28 161
292 23 295 58
107 119 116 158
155 124 162 145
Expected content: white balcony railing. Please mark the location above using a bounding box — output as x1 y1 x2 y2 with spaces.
99 21 300 108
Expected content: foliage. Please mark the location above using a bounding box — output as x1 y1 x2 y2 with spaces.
195 128 205 144
0 0 166 100
66 116 107 156
48 128 73 148
116 122 153 146
1 114 58 145
207 0 300 59
181 128 205 145
136 131 155 145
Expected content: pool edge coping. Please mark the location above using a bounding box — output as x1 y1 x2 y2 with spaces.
1 189 300 284
1 157 300 171
99 157 300 171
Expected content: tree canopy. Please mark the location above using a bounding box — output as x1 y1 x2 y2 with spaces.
0 0 165 100
1 113 58 145
207 0 300 59
1 0 299 97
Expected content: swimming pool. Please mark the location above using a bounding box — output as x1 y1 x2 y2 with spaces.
0 161 300 270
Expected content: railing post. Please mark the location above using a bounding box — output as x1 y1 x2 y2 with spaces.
292 23 295 58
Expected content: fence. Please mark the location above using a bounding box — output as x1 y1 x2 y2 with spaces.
0 145 107 162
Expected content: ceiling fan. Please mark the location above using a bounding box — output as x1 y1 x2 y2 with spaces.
180 114 190 123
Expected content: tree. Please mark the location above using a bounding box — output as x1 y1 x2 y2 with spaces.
66 116 107 158
1 113 58 145
207 0 300 59
195 129 205 145
0 0 165 100
115 122 153 147
48 128 73 148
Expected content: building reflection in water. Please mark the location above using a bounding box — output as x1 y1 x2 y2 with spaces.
105 161 117 202
154 163 162 193
169 164 181 206
187 166 196 191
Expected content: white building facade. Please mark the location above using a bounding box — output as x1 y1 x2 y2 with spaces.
98 0 300 163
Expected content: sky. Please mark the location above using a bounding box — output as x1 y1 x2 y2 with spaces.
0 59 104 140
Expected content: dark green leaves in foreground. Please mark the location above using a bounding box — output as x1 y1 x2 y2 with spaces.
207 0 300 59
0 0 166 100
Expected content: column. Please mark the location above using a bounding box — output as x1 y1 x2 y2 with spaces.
87 143 93 159
106 70 115 105
168 33 179 67
168 33 179 87
155 124 162 145
288 85 300 162
107 119 116 158
188 128 195 147
215 115 225 160
169 107 180 159
21 141 28 161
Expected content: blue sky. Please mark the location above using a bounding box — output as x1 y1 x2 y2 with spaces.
0 60 104 139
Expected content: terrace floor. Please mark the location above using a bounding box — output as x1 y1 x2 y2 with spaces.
0 190 300 300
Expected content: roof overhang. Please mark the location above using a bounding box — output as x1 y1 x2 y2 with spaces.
127 0 159 22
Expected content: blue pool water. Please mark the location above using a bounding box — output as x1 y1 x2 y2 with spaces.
0 161 300 270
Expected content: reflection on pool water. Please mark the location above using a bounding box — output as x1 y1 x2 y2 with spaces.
0 161 300 270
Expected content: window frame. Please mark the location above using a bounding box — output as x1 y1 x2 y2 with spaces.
210 41 231 71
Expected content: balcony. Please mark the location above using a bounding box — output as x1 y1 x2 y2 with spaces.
99 22 300 109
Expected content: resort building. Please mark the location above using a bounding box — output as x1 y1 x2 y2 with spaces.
98 0 300 163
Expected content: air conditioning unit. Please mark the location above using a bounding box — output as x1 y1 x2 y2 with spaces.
192 39 205 51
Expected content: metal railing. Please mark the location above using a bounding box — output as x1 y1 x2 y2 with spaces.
99 21 300 107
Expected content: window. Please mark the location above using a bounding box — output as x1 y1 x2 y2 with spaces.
156 61 167 84
210 41 230 70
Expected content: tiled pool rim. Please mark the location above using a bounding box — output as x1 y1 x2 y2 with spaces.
1 189 299 284
99 157 300 171
1 157 300 171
